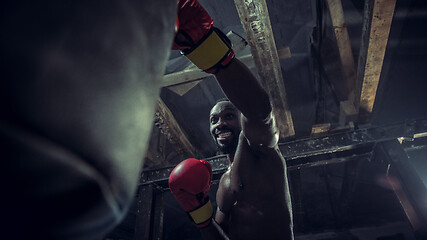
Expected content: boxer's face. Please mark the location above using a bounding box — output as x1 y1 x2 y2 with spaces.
209 101 241 154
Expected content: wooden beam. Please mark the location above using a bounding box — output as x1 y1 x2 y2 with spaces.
166 80 202 96
339 100 358 125
162 69 209 88
311 123 331 135
162 47 291 88
355 0 396 118
326 0 357 101
326 0 358 125
154 98 199 157
233 0 294 138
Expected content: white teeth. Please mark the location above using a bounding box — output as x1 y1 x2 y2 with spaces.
218 132 232 138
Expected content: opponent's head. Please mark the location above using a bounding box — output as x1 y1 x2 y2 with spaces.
209 99 241 154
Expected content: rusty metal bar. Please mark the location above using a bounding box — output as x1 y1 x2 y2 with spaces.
139 118 427 187
280 118 427 160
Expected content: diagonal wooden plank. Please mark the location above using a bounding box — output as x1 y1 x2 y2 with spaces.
355 0 396 119
162 47 291 89
233 0 294 138
326 0 358 125
154 98 200 157
327 0 357 101
167 80 203 96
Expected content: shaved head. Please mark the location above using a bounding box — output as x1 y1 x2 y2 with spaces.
209 100 241 154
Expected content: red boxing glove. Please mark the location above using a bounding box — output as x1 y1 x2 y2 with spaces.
168 158 213 228
173 0 213 51
173 0 235 73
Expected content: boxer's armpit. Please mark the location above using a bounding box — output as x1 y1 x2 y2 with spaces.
242 111 279 149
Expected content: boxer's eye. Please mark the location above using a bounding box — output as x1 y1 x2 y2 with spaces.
225 113 234 120
210 116 218 124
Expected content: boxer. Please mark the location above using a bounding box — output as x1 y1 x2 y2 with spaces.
169 1 294 239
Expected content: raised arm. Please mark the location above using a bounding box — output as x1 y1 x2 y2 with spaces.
215 59 271 121
174 0 279 148
171 1 280 238
214 59 279 148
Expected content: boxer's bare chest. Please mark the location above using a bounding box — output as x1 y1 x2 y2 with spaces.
217 139 290 239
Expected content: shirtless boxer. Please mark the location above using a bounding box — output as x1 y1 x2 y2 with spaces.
169 1 294 239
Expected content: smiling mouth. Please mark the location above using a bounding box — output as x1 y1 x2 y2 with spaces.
217 131 233 141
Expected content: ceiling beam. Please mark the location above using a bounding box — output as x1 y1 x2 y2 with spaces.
355 0 396 119
233 0 294 138
154 98 200 158
327 0 357 101
162 47 291 88
326 0 358 125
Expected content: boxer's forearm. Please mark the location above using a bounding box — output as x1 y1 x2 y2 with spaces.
214 58 272 121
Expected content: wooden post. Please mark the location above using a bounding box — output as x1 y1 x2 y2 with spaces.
355 0 396 120
234 0 295 138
